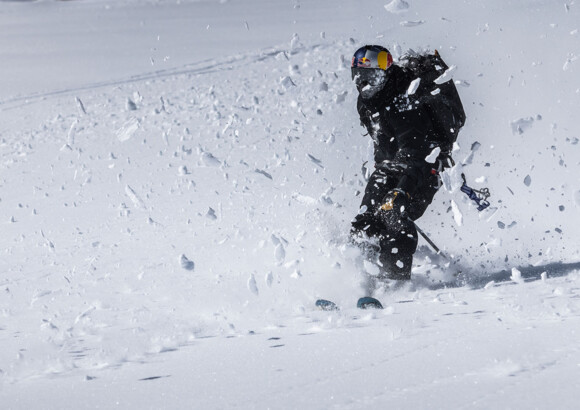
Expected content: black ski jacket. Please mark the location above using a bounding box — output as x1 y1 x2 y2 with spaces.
356 63 463 197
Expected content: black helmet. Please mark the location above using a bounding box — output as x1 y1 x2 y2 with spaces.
351 45 394 99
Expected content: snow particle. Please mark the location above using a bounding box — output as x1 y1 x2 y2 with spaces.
247 274 259 295
206 207 217 220
384 0 409 14
255 169 273 180
523 175 532 186
451 200 463 226
275 243 286 265
125 185 146 209
180 254 195 271
279 76 296 89
116 117 140 142
425 146 441 164
335 91 348 104
510 267 523 283
75 97 87 115
434 65 457 85
407 78 421 95
574 190 580 208
199 150 221 167
290 33 302 50
126 98 138 111
510 117 535 135
265 272 274 287
400 20 425 27
178 165 189 176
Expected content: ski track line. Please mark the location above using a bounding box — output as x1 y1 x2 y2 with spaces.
0 43 328 112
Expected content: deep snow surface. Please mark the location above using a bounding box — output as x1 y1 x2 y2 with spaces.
1 0 580 408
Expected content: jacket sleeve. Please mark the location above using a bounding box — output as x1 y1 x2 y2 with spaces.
356 98 376 137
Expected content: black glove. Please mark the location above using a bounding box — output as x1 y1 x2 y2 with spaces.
351 212 384 238
377 189 410 225
376 159 408 174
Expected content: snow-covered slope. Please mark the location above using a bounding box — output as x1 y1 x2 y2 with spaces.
1 0 580 408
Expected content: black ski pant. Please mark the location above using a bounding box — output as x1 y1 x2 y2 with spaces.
351 166 440 280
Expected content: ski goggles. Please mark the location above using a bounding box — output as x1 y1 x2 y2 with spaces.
351 48 393 70
351 67 388 86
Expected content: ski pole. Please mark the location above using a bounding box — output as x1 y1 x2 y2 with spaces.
413 221 449 260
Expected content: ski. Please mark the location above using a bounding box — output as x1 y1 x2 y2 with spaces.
315 299 339 311
315 297 383 311
357 297 384 309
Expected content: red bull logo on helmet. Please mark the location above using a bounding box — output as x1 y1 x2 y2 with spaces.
352 46 393 70
354 56 372 68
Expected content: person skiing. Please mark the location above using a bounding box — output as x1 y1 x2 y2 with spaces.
350 44 466 282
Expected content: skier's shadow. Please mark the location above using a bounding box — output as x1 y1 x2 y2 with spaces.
426 261 580 290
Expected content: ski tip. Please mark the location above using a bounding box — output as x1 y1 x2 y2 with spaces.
315 299 339 311
357 296 384 310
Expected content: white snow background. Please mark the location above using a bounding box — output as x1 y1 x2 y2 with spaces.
1 0 580 408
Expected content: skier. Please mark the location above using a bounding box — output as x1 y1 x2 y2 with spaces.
350 44 466 282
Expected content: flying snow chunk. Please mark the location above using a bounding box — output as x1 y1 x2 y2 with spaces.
275 243 286 265
280 76 296 89
510 117 535 135
126 98 137 111
400 20 425 27
290 33 302 50
524 175 532 187
254 169 273 180
407 78 421 95
451 200 463 226
510 267 523 283
206 207 218 220
425 146 441 163
574 190 580 208
440 165 463 193
563 53 578 71
116 117 140 142
180 254 195 271
200 151 221 167
307 153 324 168
178 165 189 176
247 274 259 295
434 65 457 84
265 272 274 287
292 193 317 205
384 0 409 13
125 185 146 209
335 91 348 104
